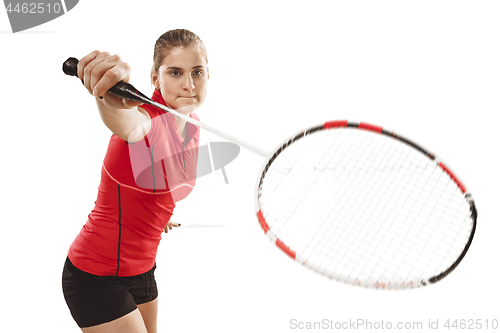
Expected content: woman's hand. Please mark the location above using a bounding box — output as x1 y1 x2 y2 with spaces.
76 50 151 142
164 221 181 233
77 50 143 110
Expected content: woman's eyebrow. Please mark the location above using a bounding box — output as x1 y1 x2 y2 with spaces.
166 65 205 70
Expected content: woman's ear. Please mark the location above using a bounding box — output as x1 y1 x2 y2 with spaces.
151 68 160 90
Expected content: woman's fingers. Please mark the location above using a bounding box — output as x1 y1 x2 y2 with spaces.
78 50 105 93
164 221 181 233
77 50 99 84
91 55 130 98
77 51 131 100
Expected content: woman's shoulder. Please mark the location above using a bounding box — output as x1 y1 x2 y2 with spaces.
138 104 157 119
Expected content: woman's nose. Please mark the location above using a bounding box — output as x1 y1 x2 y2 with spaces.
182 75 195 91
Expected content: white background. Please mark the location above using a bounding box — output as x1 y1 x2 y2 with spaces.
1 1 499 332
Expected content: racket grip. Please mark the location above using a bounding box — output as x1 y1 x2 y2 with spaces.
62 57 151 104
62 57 79 77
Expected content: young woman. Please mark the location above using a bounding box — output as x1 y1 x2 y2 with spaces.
62 29 209 333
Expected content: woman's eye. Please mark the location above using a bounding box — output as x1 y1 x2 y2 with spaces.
193 70 203 77
170 71 181 76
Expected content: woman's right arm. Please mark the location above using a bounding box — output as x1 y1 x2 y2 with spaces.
78 51 151 142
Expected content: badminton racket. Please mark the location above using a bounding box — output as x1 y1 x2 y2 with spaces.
63 57 477 289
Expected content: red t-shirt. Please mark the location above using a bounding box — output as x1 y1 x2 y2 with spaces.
68 90 200 276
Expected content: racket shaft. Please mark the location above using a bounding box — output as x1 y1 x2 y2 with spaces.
62 57 268 157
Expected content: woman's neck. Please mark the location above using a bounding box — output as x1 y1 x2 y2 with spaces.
175 117 187 141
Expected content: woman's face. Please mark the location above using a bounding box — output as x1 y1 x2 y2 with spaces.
152 44 208 115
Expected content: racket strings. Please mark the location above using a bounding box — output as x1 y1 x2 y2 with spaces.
258 128 474 288
318 133 407 276
333 148 417 279
365 167 451 282
293 130 373 261
422 196 472 276
362 154 449 280
279 129 373 253
324 134 426 281
364 163 470 283
260 130 350 237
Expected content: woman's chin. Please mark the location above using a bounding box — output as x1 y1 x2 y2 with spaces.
175 103 198 115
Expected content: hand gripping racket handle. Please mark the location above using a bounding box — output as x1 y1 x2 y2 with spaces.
62 57 150 104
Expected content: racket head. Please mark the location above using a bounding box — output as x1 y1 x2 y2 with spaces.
255 120 476 290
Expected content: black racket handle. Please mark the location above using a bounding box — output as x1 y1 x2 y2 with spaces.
62 57 151 104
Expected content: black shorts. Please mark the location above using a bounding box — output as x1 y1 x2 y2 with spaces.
62 257 158 328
